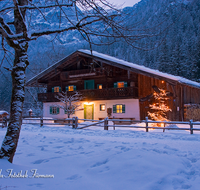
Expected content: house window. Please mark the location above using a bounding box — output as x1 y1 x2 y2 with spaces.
52 86 61 92
100 104 105 111
114 82 128 88
66 85 76 91
113 104 125 113
50 107 60 115
97 84 102 89
118 82 124 88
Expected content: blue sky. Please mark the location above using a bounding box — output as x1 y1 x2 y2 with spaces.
108 0 141 7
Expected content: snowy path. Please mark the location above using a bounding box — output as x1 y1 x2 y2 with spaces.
0 124 200 190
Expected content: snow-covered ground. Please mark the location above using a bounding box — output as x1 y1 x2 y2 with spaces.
0 123 200 190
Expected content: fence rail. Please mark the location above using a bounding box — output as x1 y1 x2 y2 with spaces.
1 117 200 135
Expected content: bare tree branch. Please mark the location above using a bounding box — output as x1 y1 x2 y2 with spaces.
0 3 74 13
55 91 83 118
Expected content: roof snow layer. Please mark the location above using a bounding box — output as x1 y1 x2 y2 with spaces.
27 49 200 88
79 49 200 88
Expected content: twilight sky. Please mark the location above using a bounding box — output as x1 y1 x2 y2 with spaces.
108 0 141 7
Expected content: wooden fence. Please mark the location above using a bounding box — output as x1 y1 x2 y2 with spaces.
19 117 200 135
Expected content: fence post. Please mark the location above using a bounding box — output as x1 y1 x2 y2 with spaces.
163 121 166 132
40 118 43 127
189 119 193 134
104 117 108 130
113 116 115 130
75 117 78 129
72 117 75 129
145 117 148 132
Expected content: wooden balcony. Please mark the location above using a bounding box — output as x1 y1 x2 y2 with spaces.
38 87 138 102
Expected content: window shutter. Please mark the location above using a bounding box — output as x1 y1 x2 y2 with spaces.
52 87 54 92
59 86 61 92
65 110 67 114
57 107 60 114
124 82 127 87
74 85 76 91
50 107 53 114
122 105 125 113
89 80 94 89
114 83 117 88
66 86 68 91
113 105 116 113
84 80 94 89
84 81 87 89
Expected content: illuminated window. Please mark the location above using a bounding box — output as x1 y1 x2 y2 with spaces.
68 85 74 91
50 107 59 115
53 86 61 92
66 85 76 91
117 82 124 88
114 82 127 88
100 104 105 111
97 84 102 89
116 105 122 113
113 104 125 113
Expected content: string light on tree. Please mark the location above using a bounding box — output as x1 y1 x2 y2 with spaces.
148 88 172 125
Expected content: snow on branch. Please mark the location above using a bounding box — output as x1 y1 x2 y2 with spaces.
55 91 84 118
0 3 73 13
0 16 14 36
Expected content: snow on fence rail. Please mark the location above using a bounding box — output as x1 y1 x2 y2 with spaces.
18 117 200 134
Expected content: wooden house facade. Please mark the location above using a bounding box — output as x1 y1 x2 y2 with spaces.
27 50 200 121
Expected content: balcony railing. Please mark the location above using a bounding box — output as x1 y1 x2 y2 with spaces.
38 87 138 102
60 68 105 80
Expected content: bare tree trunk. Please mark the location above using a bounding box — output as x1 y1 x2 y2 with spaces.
0 0 29 163
0 42 29 163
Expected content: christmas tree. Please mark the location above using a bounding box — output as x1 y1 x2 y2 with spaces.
148 88 172 125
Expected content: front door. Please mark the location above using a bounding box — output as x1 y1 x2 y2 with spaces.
84 104 94 120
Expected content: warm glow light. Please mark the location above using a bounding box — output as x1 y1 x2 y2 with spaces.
117 82 124 88
68 85 74 91
84 102 94 105
162 81 165 84
98 85 102 89
100 104 105 111
54 87 60 92
161 123 164 128
116 104 122 113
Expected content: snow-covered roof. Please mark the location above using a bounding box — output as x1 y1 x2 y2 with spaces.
79 49 200 88
27 49 200 88
0 111 9 115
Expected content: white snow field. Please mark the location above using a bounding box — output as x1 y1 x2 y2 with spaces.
0 123 200 190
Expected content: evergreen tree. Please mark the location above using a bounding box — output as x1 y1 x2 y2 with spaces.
148 88 172 126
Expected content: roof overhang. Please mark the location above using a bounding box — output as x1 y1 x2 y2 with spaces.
26 49 200 89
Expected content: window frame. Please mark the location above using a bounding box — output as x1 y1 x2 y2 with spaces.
113 104 125 113
52 86 61 92
100 104 106 111
66 85 76 91
117 82 124 88
97 84 103 89
114 81 128 88
50 106 60 115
